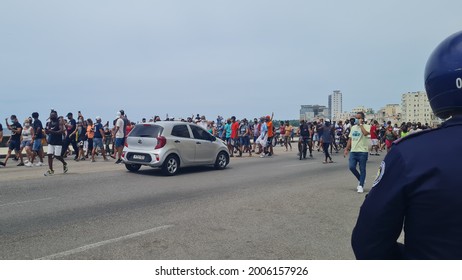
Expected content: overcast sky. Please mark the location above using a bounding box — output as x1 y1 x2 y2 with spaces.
1 0 460 123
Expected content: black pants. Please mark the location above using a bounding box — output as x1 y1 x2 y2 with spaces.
323 142 331 160
61 137 79 158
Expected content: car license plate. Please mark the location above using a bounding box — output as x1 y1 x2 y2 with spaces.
133 154 145 160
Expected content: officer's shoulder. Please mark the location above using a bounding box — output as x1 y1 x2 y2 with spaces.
393 128 438 145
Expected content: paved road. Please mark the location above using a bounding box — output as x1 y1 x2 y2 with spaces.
0 146 386 260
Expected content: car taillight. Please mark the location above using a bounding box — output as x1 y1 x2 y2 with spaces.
124 140 128 148
155 136 166 149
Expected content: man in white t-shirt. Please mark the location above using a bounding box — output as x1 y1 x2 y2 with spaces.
114 111 125 164
344 112 371 193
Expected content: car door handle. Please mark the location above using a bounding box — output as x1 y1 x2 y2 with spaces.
175 140 181 143
196 142 201 144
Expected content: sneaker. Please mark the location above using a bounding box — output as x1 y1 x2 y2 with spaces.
24 159 30 164
357 186 364 193
115 159 122 164
34 162 45 167
260 154 266 158
63 163 68 173
44 169 54 176
0 162 5 166
91 159 95 162
17 162 25 167
25 162 33 167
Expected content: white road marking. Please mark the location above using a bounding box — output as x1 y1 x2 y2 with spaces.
0 197 54 208
37 224 174 260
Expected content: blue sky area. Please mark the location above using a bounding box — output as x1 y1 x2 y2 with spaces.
1 0 460 124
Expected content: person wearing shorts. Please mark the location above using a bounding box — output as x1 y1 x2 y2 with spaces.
91 117 108 162
20 119 34 164
29 112 45 166
44 110 68 176
114 111 125 164
1 115 24 167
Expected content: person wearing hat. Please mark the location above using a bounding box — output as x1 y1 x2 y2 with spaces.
61 112 79 160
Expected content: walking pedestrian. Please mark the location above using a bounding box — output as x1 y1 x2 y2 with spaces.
344 112 371 193
1 115 24 167
61 112 79 160
85 118 95 158
28 112 45 167
319 119 333 164
284 121 292 151
19 119 34 164
91 117 108 162
44 110 68 176
114 111 125 164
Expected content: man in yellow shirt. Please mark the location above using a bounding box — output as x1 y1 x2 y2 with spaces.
344 112 370 193
284 121 293 151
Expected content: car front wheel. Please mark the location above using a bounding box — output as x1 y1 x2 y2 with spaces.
214 151 229 170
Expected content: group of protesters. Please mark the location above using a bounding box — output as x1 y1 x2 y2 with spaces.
0 110 128 176
0 109 290 174
1 108 432 178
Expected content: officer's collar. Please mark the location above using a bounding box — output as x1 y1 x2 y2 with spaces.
442 115 462 127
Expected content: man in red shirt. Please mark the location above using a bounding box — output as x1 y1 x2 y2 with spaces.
369 120 379 156
231 116 240 156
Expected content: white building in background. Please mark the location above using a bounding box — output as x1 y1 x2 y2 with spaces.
350 106 368 114
328 90 342 120
376 104 401 125
401 91 440 125
299 105 328 121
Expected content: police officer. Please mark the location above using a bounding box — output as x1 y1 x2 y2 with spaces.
351 30 462 259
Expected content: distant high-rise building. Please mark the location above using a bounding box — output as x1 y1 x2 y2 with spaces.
328 90 342 120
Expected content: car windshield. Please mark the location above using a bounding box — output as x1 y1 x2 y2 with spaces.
129 125 163 138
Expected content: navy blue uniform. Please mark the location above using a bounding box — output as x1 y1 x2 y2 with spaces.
352 116 462 259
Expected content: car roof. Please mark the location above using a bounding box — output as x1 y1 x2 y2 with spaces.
135 121 201 129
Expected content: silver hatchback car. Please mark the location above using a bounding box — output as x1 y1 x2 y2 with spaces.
122 121 230 175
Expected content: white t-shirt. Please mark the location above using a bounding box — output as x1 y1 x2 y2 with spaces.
115 118 125 138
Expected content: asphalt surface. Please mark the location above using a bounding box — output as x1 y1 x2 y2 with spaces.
0 146 386 260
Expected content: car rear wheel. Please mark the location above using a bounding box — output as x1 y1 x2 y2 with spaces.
214 151 229 170
125 163 141 172
162 155 180 176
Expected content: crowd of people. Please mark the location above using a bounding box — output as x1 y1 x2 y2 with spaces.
0 108 433 179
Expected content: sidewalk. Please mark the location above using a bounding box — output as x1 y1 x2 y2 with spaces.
0 146 50 160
